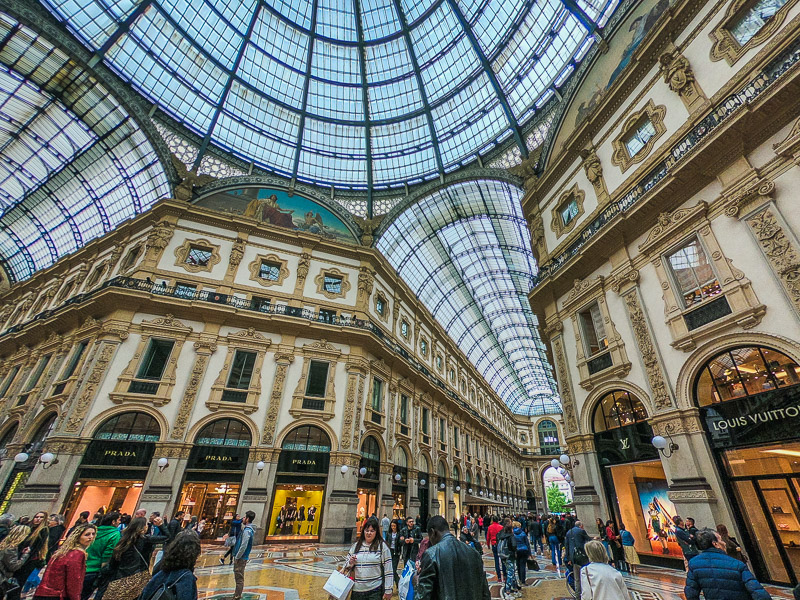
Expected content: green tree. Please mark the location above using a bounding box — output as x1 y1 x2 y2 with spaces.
546 482 568 513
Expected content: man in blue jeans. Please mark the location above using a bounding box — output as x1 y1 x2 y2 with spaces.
232 510 256 600
528 516 543 556
487 515 505 582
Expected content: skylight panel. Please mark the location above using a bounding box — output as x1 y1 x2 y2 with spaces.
250 9 309 74
359 0 400 40
267 0 313 30
307 79 363 120
316 0 358 42
471 0 524 57
159 0 243 68
364 37 414 83
39 0 121 48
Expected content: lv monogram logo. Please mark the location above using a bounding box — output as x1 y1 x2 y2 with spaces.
620 437 630 450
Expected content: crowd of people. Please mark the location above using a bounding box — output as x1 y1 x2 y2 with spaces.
0 508 256 600
0 506 796 600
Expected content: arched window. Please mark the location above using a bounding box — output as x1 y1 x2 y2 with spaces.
281 425 331 452
437 461 447 479
359 436 381 480
419 453 429 474
0 424 18 460
95 412 160 442
695 346 800 407
394 446 408 468
451 465 460 484
592 390 649 432
537 420 560 454
195 419 251 447
28 414 56 453
465 471 471 485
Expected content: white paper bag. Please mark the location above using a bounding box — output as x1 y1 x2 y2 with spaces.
323 569 354 600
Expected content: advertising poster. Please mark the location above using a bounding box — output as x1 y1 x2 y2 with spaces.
636 479 682 557
268 485 324 538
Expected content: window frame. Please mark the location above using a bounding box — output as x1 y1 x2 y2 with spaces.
663 236 722 310
710 0 796 65
611 100 667 172
173 238 221 273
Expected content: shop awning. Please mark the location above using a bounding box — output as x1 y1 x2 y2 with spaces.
464 495 510 507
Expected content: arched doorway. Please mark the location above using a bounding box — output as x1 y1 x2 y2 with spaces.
526 489 536 512
268 425 331 540
592 390 680 562
62 411 160 528
0 414 56 514
392 446 408 519
178 418 251 539
694 345 800 586
357 436 381 532
542 466 572 513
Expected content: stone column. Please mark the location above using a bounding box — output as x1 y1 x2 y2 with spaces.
321 453 360 544
261 348 295 445
236 448 277 543
139 442 192 518
564 435 607 521
171 338 217 440
379 462 395 520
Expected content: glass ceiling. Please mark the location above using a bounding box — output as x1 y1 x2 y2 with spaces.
40 0 617 189
0 11 170 283
378 179 560 415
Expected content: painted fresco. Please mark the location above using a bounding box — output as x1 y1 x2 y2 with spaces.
195 187 358 244
553 0 674 153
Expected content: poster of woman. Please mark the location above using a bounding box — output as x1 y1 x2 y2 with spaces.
636 479 682 557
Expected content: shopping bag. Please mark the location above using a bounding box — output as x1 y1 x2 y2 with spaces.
398 560 415 600
323 568 354 600
22 568 40 592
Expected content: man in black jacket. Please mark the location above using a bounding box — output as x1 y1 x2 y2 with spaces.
564 521 591 595
399 516 422 563
416 515 490 600
166 511 185 539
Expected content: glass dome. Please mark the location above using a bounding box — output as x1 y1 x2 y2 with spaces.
40 0 618 189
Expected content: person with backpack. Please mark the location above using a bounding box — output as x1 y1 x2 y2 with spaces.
546 516 562 568
139 530 200 600
496 520 520 600
512 521 531 587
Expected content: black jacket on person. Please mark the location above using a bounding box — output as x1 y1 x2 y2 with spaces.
46 524 66 561
399 524 422 561
564 526 591 564
496 530 516 560
99 532 169 586
166 518 183 540
528 520 542 539
415 533 490 600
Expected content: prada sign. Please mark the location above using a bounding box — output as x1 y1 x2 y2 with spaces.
83 440 154 467
277 449 329 474
701 385 800 449
187 445 248 471
594 422 659 467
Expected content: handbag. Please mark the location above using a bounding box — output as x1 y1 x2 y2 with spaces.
103 547 151 600
573 545 589 567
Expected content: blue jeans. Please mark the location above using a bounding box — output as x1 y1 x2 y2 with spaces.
548 535 562 566
602 540 612 560
502 556 518 592
492 545 507 581
530 534 544 553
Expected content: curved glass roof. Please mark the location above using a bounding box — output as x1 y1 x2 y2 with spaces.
0 11 170 283
40 0 616 189
378 179 560 415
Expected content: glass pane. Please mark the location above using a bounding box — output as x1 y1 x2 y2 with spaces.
667 238 721 308
625 119 657 157
706 352 745 401
758 478 800 581
227 350 256 389
259 261 281 280
579 307 601 355
371 378 382 411
186 246 212 266
560 199 578 226
137 340 175 379
305 360 329 397
763 348 800 387
731 0 787 45
733 347 774 395
731 479 790 583
724 442 800 477
323 275 342 294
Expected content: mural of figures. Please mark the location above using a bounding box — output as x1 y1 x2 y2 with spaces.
195 187 358 244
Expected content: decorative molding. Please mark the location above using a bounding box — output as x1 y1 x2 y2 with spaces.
262 351 294 445
247 253 290 287
314 267 351 300
550 184 585 238
579 146 608 204
668 489 717 502
64 341 117 433
206 330 270 414
551 335 579 434
773 116 800 158
723 178 775 218
227 237 246 271
745 205 800 316
709 0 798 66
173 238 221 273
622 290 673 410
171 339 216 440
373 289 390 322
154 442 192 459
659 48 706 112
611 100 667 172
341 372 359 450
42 436 90 456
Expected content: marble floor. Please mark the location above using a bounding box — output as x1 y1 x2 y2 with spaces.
193 543 796 600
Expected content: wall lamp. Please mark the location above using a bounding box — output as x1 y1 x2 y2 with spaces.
652 432 679 458
551 453 579 470
39 452 59 469
157 457 170 472
256 460 265 475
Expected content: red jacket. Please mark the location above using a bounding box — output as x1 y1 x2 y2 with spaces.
34 549 86 600
487 522 503 547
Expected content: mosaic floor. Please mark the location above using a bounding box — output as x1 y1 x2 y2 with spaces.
193 543 796 600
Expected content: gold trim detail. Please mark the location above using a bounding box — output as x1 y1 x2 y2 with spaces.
173 238 221 273
248 253 290 287
314 268 351 299
709 0 797 65
550 184 585 238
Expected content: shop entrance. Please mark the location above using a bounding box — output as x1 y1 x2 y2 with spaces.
63 411 159 529
267 425 331 541
179 418 250 540
695 344 800 585
0 415 56 514
357 435 381 533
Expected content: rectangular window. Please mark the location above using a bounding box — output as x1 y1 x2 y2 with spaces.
666 237 721 308
376 297 385 315
400 394 408 424
62 342 88 380
422 407 429 435
226 350 256 389
0 366 20 397
23 354 52 392
624 118 657 158
305 360 329 397
730 0 787 44
560 197 579 226
185 245 213 267
420 339 428 356
136 339 175 380
439 418 446 441
174 283 197 299
371 378 383 412
578 303 608 356
454 426 460 449
323 274 342 294
400 321 409 338
259 261 281 281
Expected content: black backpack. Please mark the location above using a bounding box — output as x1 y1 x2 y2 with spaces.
142 572 187 600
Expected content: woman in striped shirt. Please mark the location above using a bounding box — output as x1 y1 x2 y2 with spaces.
346 516 393 600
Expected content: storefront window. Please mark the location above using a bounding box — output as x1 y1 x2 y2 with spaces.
696 346 800 406
195 418 251 446
0 414 57 513
94 412 160 442
593 390 648 432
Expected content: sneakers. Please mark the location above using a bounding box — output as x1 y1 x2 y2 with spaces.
219 558 225 565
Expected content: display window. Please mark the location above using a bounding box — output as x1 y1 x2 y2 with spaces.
178 482 241 539
605 461 681 558
437 490 446 515
64 480 143 529
269 484 324 537
357 488 377 532
392 491 406 519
